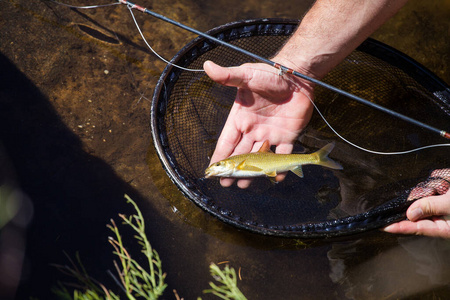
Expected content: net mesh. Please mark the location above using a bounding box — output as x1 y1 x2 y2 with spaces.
151 19 450 238
408 169 450 201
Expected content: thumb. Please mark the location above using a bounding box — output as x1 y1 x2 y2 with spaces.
407 192 450 221
203 60 237 86
204 60 261 88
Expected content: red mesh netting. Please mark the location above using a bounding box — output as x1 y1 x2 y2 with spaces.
408 169 450 201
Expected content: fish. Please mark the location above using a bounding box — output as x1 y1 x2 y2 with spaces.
204 141 342 180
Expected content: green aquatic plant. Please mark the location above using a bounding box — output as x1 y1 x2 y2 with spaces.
107 195 167 300
54 195 246 300
204 263 247 300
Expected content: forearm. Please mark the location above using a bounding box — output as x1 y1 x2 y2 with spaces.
275 0 409 79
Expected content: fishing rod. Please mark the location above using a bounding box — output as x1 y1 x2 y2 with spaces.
118 0 450 140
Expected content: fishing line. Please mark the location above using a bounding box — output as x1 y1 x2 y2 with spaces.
302 90 450 156
49 0 120 9
126 5 203 72
270 68 450 155
49 0 450 155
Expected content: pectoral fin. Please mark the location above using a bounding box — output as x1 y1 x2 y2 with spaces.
291 166 304 178
236 160 263 172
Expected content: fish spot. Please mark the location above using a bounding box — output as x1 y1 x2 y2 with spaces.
76 24 120 44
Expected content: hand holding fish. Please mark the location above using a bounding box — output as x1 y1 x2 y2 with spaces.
203 60 315 188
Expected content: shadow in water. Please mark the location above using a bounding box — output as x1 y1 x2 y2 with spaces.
0 53 160 299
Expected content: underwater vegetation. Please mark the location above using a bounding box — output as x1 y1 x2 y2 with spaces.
53 195 246 300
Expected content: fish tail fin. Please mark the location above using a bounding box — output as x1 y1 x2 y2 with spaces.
315 143 343 170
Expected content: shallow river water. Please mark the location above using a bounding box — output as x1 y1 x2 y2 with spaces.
1 0 450 299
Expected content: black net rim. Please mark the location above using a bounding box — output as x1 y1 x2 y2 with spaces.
151 18 450 238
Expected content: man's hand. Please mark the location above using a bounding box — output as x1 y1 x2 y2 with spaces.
203 0 410 189
204 60 314 188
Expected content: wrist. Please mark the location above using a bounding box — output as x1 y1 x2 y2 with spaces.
271 54 322 93
273 43 340 82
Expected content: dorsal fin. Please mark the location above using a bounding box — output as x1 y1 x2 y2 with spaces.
257 140 272 153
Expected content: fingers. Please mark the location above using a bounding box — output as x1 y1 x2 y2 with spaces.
236 178 253 189
406 191 450 222
209 111 242 164
203 60 285 95
219 176 252 189
203 60 246 88
275 143 294 154
232 136 258 156
383 217 450 238
209 136 239 164
220 177 236 187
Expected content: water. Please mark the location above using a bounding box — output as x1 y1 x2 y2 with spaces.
0 0 449 299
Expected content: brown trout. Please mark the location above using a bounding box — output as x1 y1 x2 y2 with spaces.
205 141 342 179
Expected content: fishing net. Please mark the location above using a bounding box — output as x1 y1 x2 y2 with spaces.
151 19 450 238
